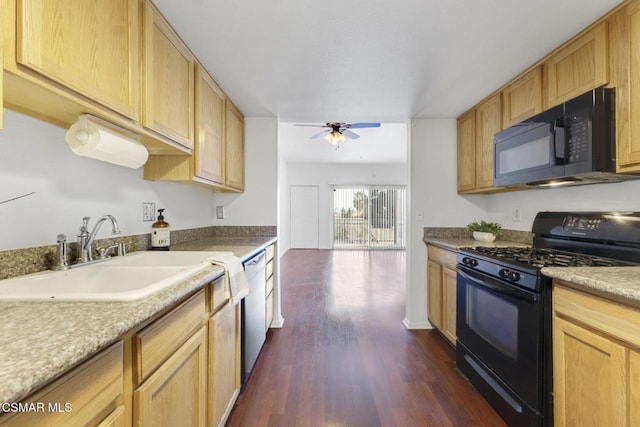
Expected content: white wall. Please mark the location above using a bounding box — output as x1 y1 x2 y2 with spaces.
0 110 214 251
488 179 640 230
284 162 408 249
406 118 488 329
277 154 291 256
212 117 278 226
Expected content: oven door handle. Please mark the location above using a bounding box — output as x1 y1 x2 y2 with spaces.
457 266 538 304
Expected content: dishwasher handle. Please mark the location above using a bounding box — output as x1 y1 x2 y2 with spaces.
244 251 266 267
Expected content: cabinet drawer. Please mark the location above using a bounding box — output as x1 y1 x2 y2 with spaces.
133 290 205 384
265 244 275 262
206 275 227 314
427 245 457 268
266 259 274 280
0 341 123 427
553 282 640 348
97 406 126 427
266 275 274 296
266 291 274 331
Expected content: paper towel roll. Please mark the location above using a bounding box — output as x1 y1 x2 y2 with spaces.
65 115 149 169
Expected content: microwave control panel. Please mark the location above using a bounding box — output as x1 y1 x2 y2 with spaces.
565 109 590 163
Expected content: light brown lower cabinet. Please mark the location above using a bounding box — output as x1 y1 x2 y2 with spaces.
0 341 124 426
426 244 457 345
208 302 241 427
134 327 207 427
552 282 640 427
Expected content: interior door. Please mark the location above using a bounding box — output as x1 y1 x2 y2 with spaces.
290 185 319 248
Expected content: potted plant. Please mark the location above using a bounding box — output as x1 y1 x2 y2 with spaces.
467 220 503 242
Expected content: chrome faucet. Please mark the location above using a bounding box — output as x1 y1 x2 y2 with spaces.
76 215 121 263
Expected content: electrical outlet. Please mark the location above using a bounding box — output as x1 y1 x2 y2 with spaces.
513 207 522 222
216 205 225 219
143 202 156 222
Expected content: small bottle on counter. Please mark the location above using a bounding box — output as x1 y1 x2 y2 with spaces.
151 208 170 251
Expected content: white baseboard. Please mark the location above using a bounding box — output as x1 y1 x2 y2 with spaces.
402 318 433 330
270 316 285 328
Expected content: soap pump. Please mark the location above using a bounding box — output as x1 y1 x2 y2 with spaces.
151 208 170 251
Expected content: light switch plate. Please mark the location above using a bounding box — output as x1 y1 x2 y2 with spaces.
143 202 156 221
216 206 225 219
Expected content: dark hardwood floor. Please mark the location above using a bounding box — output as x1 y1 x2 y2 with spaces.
227 249 506 427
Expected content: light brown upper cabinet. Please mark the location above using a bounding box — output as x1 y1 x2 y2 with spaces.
144 64 227 187
195 66 226 185
13 0 139 120
544 21 609 108
225 99 245 191
457 94 502 193
141 0 195 151
475 94 502 190
502 66 543 127
457 109 476 193
609 0 640 173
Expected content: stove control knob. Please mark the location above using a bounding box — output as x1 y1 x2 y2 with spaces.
462 257 478 266
499 269 509 278
508 271 521 281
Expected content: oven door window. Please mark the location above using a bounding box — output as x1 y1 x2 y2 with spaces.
457 267 543 408
467 285 519 359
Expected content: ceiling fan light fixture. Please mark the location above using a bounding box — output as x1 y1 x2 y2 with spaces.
324 131 346 145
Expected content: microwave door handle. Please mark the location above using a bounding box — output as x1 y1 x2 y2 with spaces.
554 118 566 162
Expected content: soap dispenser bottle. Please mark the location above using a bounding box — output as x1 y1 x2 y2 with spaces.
151 208 170 251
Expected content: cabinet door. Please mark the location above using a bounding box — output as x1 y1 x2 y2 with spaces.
475 93 501 190
442 266 457 345
427 259 443 330
456 109 476 193
195 65 225 184
225 99 245 190
208 303 240 427
134 327 207 427
502 66 543 127
553 316 628 427
16 0 139 119
545 21 608 108
631 350 640 427
141 1 195 149
609 1 640 172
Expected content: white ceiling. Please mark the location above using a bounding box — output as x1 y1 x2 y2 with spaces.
153 0 621 163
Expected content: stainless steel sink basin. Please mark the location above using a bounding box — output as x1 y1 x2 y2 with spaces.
0 251 225 301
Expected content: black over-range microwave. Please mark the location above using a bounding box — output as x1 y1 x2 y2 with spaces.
493 88 638 188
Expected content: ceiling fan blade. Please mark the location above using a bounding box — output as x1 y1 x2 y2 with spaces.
294 124 326 127
347 122 381 129
343 129 360 139
310 130 329 139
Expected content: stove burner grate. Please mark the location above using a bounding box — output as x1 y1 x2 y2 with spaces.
470 246 621 268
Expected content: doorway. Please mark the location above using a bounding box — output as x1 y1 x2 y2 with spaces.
332 185 406 249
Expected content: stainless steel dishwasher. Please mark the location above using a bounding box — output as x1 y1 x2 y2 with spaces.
241 251 266 384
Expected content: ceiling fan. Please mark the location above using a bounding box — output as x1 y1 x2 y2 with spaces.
294 122 381 145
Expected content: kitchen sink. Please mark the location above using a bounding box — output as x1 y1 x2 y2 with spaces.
0 251 224 301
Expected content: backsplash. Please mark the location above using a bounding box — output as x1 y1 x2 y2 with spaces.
0 226 277 280
424 227 533 245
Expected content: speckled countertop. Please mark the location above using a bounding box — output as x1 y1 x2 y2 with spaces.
542 267 640 309
424 237 530 251
0 236 276 403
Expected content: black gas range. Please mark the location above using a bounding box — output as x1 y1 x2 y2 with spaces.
455 212 640 427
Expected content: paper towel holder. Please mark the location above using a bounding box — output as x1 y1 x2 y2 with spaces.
65 114 149 169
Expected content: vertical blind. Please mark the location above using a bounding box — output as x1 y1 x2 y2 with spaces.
332 185 406 249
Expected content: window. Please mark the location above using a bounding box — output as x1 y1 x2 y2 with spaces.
332 185 406 249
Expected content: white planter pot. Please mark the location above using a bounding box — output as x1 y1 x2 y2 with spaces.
473 231 496 242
